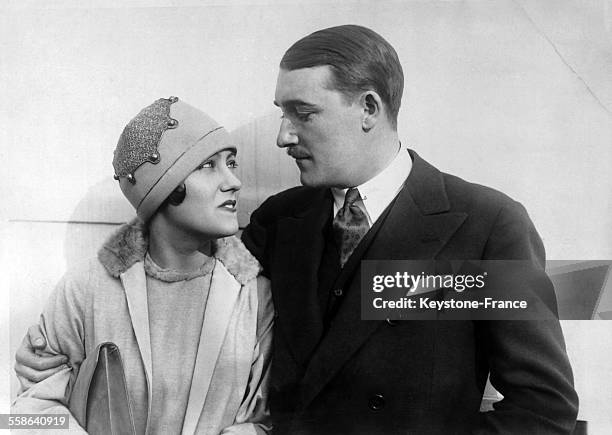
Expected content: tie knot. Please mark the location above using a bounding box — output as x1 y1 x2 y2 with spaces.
343 188 361 208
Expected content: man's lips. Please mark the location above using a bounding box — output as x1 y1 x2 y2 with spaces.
287 149 310 160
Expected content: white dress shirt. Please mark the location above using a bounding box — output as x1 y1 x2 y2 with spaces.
331 145 412 226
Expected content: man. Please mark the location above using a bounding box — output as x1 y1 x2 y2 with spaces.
16 25 577 434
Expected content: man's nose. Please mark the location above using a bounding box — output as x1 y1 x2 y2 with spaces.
277 117 298 148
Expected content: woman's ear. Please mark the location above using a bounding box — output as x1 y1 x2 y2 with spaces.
361 91 383 132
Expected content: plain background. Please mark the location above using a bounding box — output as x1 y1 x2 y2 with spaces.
1 0 611 433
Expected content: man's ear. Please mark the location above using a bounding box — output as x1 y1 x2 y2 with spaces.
361 91 383 132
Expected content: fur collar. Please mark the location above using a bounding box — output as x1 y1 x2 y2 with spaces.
98 218 261 285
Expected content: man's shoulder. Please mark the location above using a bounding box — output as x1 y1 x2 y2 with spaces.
408 150 523 218
438 171 539 250
252 185 325 220
242 186 326 267
441 171 521 214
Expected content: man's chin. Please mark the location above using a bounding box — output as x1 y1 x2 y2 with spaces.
300 168 351 188
300 171 346 188
295 159 317 185
299 171 321 187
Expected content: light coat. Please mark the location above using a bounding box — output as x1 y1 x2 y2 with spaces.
12 219 274 435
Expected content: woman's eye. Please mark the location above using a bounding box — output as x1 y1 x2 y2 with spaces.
196 161 214 170
227 160 239 169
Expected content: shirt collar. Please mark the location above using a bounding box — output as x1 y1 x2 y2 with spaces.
331 144 412 225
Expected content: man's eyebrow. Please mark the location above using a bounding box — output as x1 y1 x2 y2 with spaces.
273 99 317 109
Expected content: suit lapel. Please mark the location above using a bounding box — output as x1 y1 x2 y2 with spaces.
273 189 333 366
298 150 467 409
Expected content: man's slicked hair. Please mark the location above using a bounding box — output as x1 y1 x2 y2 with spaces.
280 25 404 129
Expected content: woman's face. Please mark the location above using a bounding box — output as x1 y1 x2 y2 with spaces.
165 148 241 239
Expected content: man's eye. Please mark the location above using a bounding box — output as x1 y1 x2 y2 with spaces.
227 160 239 169
196 161 214 170
295 111 313 121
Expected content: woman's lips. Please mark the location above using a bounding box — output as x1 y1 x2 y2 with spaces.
219 200 237 211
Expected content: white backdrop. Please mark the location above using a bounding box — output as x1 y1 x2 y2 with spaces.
2 0 612 433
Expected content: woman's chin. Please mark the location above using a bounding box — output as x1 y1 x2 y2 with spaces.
213 222 240 239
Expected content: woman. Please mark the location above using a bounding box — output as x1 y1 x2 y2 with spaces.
11 97 273 435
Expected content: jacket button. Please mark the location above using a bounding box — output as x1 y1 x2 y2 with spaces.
368 394 385 411
333 288 343 297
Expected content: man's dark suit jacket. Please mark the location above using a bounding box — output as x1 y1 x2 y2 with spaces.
242 150 578 434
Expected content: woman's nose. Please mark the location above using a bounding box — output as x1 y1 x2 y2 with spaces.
221 168 241 192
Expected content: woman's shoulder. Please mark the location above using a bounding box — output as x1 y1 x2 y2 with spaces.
61 219 147 293
53 255 119 307
63 255 112 284
213 236 274 337
213 235 262 285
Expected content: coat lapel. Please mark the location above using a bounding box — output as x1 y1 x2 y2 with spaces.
273 189 332 366
181 260 241 435
297 150 467 409
120 264 154 425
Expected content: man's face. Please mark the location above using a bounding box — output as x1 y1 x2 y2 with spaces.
274 66 364 188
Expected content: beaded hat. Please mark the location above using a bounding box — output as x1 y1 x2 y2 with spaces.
113 96 234 221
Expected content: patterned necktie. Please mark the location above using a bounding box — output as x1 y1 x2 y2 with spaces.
333 188 370 267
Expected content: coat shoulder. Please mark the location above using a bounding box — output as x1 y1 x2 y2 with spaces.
442 172 519 212
438 171 543 261
252 186 325 221
214 235 262 285
53 254 119 307
440 172 532 229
